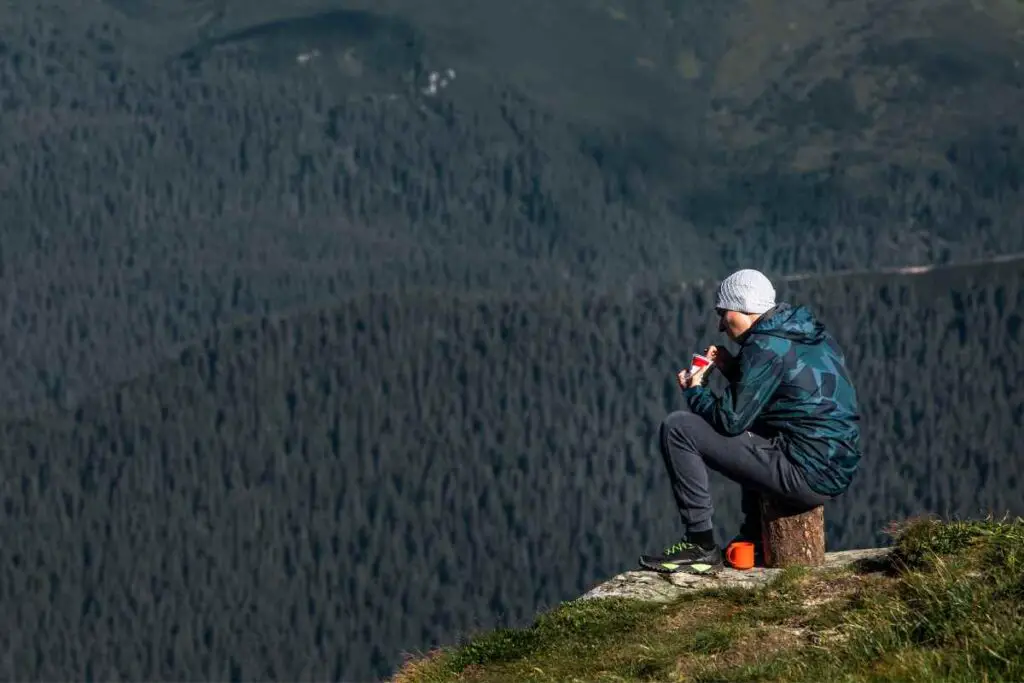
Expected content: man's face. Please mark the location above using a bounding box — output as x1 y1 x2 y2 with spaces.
716 308 755 342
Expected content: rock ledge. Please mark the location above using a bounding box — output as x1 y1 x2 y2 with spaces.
579 548 891 603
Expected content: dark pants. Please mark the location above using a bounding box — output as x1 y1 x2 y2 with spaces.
659 410 831 536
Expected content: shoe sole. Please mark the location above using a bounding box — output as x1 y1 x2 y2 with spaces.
638 556 725 575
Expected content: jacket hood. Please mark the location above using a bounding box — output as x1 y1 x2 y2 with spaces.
745 302 827 344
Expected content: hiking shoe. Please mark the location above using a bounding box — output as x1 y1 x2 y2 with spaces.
638 540 724 574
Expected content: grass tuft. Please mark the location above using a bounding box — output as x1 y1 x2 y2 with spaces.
445 626 544 672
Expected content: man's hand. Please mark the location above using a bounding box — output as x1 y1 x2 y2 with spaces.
705 345 734 369
677 362 712 390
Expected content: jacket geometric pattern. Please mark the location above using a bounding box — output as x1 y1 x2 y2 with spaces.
684 302 862 497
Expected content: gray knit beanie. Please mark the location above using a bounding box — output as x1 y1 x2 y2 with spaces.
715 269 776 314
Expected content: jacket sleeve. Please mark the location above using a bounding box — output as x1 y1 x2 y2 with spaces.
720 355 742 383
683 340 787 436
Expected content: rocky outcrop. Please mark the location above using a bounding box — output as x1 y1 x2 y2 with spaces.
579 548 891 603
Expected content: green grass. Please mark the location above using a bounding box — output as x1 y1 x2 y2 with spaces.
392 516 1024 683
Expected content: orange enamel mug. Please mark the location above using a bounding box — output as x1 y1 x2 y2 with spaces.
726 541 756 570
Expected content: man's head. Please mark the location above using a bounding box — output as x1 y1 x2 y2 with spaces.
714 269 777 341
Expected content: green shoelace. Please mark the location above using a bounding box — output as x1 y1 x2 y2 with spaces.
663 540 696 555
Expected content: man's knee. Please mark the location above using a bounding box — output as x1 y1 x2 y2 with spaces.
660 410 705 440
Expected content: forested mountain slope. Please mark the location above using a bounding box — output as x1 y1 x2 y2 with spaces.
2 0 1023 416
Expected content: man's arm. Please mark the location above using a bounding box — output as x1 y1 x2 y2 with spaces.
683 340 787 436
719 355 742 384
707 345 741 383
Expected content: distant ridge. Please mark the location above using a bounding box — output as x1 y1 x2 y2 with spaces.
778 251 1024 283
684 251 1024 291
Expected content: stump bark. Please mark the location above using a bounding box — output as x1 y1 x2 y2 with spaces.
759 496 826 568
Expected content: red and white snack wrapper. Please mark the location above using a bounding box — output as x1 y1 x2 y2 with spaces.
689 353 712 374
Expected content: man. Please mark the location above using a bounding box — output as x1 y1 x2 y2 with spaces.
639 268 861 573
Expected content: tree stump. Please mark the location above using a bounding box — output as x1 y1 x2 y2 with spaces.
759 495 826 568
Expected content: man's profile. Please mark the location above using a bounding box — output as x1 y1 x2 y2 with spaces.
639 269 861 573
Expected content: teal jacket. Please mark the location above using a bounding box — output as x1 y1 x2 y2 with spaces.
684 302 861 497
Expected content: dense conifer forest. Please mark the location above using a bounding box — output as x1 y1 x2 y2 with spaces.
4 0 1024 419
1 0 1023 679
